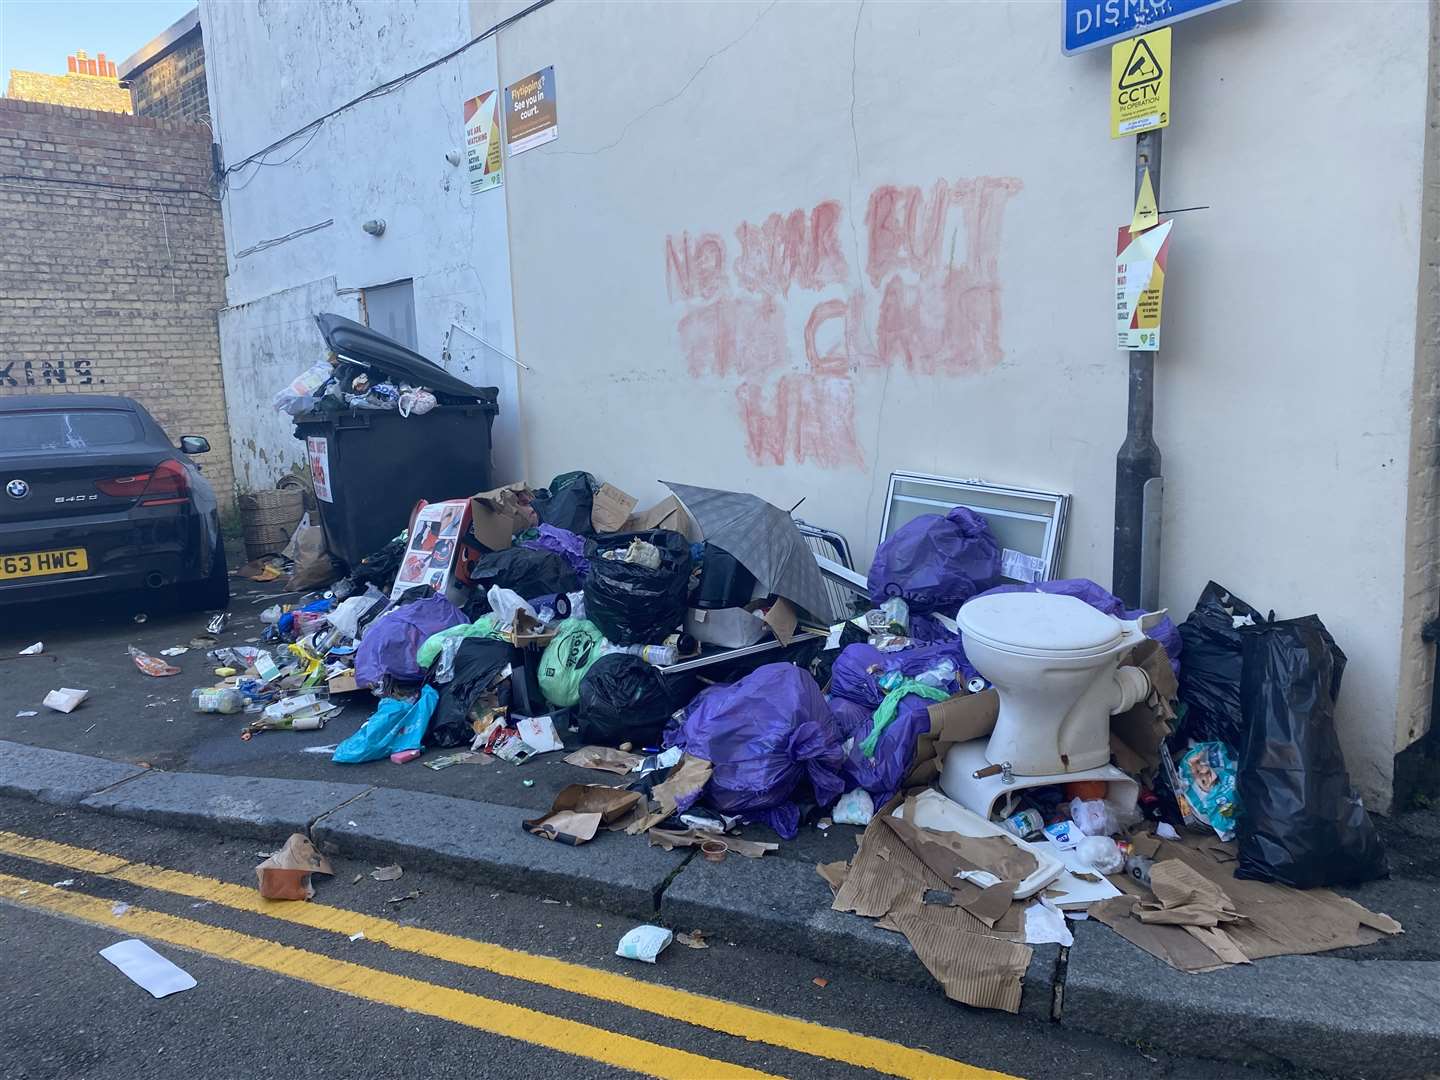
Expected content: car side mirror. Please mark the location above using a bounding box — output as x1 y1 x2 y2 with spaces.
179 435 210 455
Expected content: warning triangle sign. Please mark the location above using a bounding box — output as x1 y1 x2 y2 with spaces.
1119 38 1163 90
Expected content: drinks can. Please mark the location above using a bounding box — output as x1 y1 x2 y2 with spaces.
1001 808 1044 840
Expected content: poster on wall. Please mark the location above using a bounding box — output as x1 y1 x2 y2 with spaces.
1115 219 1173 352
464 89 504 194
504 66 558 156
306 436 333 503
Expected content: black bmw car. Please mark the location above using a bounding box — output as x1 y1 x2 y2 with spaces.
0 395 228 610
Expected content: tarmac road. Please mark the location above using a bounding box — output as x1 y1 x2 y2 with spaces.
0 797 1279 1080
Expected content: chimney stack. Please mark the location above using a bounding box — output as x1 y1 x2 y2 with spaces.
64 49 117 79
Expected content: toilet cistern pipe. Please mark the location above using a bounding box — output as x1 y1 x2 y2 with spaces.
1109 665 1151 715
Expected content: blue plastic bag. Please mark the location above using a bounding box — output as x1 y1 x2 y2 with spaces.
333 685 439 764
867 507 1001 613
665 664 844 839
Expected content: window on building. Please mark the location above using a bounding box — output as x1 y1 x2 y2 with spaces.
362 279 418 352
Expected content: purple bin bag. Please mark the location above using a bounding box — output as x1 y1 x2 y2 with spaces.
828 639 975 709
354 594 467 687
972 578 1182 677
842 692 935 808
665 663 845 840
867 506 1001 614
521 524 590 578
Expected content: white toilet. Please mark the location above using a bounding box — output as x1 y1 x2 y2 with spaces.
939 592 1160 817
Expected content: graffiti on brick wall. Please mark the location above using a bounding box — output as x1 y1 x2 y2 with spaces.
665 177 1021 468
0 359 99 388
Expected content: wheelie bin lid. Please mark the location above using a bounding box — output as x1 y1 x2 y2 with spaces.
315 314 498 404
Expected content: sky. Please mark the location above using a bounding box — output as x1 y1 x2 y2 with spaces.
1 0 196 78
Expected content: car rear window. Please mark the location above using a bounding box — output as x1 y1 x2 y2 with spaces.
0 410 143 452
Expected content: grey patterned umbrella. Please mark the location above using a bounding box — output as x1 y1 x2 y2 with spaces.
662 482 835 621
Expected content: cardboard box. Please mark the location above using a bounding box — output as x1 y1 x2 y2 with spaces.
469 482 539 552
621 495 698 540
591 482 637 534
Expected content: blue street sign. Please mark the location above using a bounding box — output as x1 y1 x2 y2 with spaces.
1062 0 1241 55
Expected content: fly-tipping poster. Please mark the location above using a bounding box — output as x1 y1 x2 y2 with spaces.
505 66 558 156
464 89 503 194
1115 219 1173 351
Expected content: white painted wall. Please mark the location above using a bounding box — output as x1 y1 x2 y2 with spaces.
202 0 522 486
216 276 361 491
473 0 1429 807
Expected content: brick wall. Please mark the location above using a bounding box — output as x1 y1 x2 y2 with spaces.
0 98 234 508
6 67 132 114
125 36 209 124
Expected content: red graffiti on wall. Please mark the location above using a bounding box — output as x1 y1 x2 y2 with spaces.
734 201 848 297
664 178 1021 468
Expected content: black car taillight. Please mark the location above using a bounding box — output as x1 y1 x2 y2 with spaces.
96 459 190 506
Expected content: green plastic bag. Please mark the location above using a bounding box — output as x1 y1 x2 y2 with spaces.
539 618 605 707
860 679 949 758
416 617 501 668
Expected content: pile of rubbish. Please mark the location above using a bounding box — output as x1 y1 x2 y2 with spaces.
244 324 1400 1013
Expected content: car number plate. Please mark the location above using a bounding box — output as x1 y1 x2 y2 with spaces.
0 548 88 580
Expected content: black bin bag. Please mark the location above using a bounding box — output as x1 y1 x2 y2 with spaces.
472 547 580 600
577 654 676 748
1176 581 1268 747
583 529 693 646
1235 615 1388 888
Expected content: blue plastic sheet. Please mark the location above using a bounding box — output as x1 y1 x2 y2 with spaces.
666 664 844 839
333 685 439 764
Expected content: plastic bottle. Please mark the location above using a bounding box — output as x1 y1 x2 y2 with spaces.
602 642 678 666
191 688 245 714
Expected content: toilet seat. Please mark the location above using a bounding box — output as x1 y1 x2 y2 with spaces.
958 593 1125 660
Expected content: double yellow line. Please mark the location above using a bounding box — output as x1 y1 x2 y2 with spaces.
0 830 1015 1080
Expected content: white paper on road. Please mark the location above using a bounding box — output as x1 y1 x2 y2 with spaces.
1024 897 1074 947
99 939 197 998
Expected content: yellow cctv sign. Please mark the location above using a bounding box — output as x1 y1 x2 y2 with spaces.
1111 27 1170 138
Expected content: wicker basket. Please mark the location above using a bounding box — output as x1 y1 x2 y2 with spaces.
238 488 306 561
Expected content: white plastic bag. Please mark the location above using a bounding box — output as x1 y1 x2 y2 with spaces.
615 925 673 964
326 588 388 641
486 586 537 632
832 788 876 826
1069 796 1142 837
272 361 334 416
1075 835 1125 875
